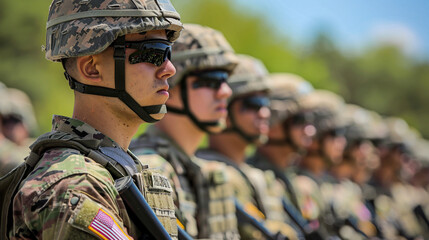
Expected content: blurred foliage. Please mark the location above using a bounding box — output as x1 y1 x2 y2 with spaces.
1 0 428 138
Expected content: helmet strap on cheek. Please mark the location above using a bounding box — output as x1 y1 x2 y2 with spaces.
222 99 260 143
63 35 166 123
167 76 220 133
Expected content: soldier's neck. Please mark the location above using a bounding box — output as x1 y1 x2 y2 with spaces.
209 132 247 165
73 98 141 150
300 153 326 177
258 144 296 170
156 113 205 156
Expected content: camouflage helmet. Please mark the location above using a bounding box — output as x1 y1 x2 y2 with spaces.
4 88 38 134
228 54 269 100
267 73 314 125
0 82 10 116
366 110 389 142
410 137 429 164
384 117 417 152
343 104 372 142
46 0 183 61
299 89 347 136
169 23 237 87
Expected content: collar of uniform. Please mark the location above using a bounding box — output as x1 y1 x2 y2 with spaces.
51 115 117 148
247 150 275 170
145 125 190 157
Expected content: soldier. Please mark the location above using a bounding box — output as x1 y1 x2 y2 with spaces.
3 0 183 239
294 90 376 239
130 23 240 239
368 117 427 239
247 73 314 210
0 82 29 177
2 87 38 147
197 54 300 240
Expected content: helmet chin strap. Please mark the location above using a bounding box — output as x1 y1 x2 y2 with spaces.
222 99 261 143
63 36 166 123
166 75 221 133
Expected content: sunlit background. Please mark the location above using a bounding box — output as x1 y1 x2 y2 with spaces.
1 0 428 138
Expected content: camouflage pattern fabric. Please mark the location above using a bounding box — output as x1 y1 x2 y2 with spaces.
9 115 177 240
4 88 38 135
130 125 240 239
227 54 270 100
45 0 183 61
0 138 28 177
196 149 300 240
266 73 314 126
248 151 301 209
320 180 377 239
369 182 429 239
169 23 238 87
299 89 347 135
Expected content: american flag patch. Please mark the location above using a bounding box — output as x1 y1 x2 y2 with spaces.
88 209 131 240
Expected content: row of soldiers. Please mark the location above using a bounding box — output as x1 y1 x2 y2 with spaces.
1 0 428 239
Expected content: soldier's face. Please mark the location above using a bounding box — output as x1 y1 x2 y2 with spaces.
187 75 232 132
323 135 347 164
95 30 176 121
229 92 271 140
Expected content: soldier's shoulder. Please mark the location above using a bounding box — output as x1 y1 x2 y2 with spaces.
0 138 28 176
19 147 114 200
136 152 173 171
195 157 230 185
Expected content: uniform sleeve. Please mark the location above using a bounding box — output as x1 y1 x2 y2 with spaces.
11 156 133 240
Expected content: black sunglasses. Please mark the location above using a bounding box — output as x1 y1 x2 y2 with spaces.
240 95 270 111
290 112 313 125
125 39 172 66
190 71 229 90
325 127 346 138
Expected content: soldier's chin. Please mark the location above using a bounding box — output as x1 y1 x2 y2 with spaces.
255 134 268 145
207 119 226 134
149 113 166 122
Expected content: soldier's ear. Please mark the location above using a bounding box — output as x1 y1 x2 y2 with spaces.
77 55 101 83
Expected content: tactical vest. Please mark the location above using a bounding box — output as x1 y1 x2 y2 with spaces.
0 131 177 240
131 135 240 240
196 149 301 240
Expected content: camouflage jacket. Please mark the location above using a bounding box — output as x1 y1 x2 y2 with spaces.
294 167 377 239
130 125 240 240
368 181 429 239
9 115 177 240
247 150 301 210
196 149 300 240
0 137 28 177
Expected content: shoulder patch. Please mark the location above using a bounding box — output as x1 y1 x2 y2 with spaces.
88 209 131 240
149 172 172 192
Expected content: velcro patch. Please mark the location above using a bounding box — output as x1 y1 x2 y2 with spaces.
88 209 131 240
150 172 172 192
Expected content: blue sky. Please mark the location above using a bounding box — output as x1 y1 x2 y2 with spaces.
232 0 429 59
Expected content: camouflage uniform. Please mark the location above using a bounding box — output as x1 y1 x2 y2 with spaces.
197 149 300 240
248 73 315 210
131 126 240 239
368 117 428 239
1 87 38 154
130 24 240 239
198 55 301 240
0 138 28 178
292 90 377 239
10 116 177 239
0 82 29 177
5 0 183 239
